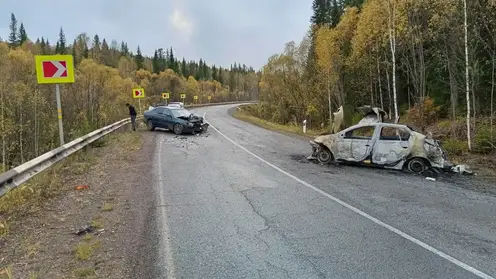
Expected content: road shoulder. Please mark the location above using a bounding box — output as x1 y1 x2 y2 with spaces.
0 130 156 279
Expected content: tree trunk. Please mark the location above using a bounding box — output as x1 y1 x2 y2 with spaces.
370 67 374 105
1 82 5 171
19 103 24 163
387 0 399 121
463 0 471 151
377 56 384 110
386 66 392 119
328 72 333 132
446 39 458 120
492 51 495 145
34 88 38 157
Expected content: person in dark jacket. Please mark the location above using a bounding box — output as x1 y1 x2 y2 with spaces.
126 103 137 131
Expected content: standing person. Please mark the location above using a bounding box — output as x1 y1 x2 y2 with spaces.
126 103 137 131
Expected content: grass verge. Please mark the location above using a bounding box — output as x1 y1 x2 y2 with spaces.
232 107 325 138
0 131 142 234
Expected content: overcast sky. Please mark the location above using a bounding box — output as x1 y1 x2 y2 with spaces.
0 0 312 69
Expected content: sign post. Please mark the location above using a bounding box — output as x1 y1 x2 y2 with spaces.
162 92 170 105
194 95 198 104
180 93 186 103
35 55 75 146
208 95 211 103
133 88 145 115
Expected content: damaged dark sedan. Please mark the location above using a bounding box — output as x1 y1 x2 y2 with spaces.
143 106 209 135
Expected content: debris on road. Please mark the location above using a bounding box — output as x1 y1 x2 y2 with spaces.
75 225 94 235
74 185 90 190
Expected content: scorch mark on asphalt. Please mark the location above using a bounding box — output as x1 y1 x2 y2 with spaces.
203 110 495 279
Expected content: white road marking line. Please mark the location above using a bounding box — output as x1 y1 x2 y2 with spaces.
157 137 176 279
203 110 494 279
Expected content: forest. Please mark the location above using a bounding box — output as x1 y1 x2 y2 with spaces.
255 0 495 156
0 13 260 171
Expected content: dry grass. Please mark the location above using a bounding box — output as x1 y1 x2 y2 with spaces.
73 268 96 277
0 131 141 224
102 202 114 212
73 239 100 261
233 109 325 138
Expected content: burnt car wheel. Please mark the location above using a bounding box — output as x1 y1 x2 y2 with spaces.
173 124 183 135
407 158 427 173
317 148 333 164
147 120 155 131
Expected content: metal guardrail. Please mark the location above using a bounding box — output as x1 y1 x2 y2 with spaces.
0 100 257 198
0 118 131 198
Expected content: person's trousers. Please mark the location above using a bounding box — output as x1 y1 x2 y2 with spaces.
130 115 137 131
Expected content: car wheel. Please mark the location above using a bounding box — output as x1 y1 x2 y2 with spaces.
173 124 183 135
407 158 427 173
317 148 333 164
147 120 155 131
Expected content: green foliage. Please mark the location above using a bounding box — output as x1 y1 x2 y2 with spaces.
442 139 469 156
474 124 496 154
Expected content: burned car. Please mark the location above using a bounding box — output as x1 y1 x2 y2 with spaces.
143 106 208 135
308 122 452 173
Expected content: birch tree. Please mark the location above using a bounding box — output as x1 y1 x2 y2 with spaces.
463 0 471 150
387 0 399 121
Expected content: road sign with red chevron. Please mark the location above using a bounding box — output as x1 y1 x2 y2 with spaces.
133 88 145 98
35 55 75 84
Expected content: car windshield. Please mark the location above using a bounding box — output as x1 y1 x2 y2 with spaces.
171 109 191 118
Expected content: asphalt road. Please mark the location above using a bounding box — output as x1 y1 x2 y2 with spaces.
142 104 496 279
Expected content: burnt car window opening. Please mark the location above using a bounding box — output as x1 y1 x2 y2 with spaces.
171 109 192 118
344 126 375 139
380 127 410 141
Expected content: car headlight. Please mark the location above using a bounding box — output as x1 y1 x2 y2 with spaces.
187 122 194 127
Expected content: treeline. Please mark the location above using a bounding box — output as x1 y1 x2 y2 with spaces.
0 13 259 171
257 0 495 153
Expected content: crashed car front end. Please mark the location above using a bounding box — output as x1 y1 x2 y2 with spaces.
180 114 209 133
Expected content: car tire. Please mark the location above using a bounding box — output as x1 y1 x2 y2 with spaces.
173 124 183 135
407 158 427 173
147 120 155 131
317 148 333 165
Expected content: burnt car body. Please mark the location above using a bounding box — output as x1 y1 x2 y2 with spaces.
143 106 208 135
308 122 452 173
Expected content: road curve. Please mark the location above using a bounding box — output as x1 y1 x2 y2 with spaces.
142 104 496 279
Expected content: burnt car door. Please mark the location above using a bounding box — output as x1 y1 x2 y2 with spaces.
372 126 412 165
336 125 376 162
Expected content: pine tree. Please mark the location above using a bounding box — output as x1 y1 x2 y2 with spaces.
83 42 89 58
40 37 46 54
18 22 28 45
202 61 209 79
8 13 18 47
135 45 144 69
218 67 224 84
181 58 187 77
212 65 218 81
101 39 111 66
152 50 160 74
92 34 101 61
72 39 78 64
56 27 67 54
46 39 51 54
120 41 129 56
